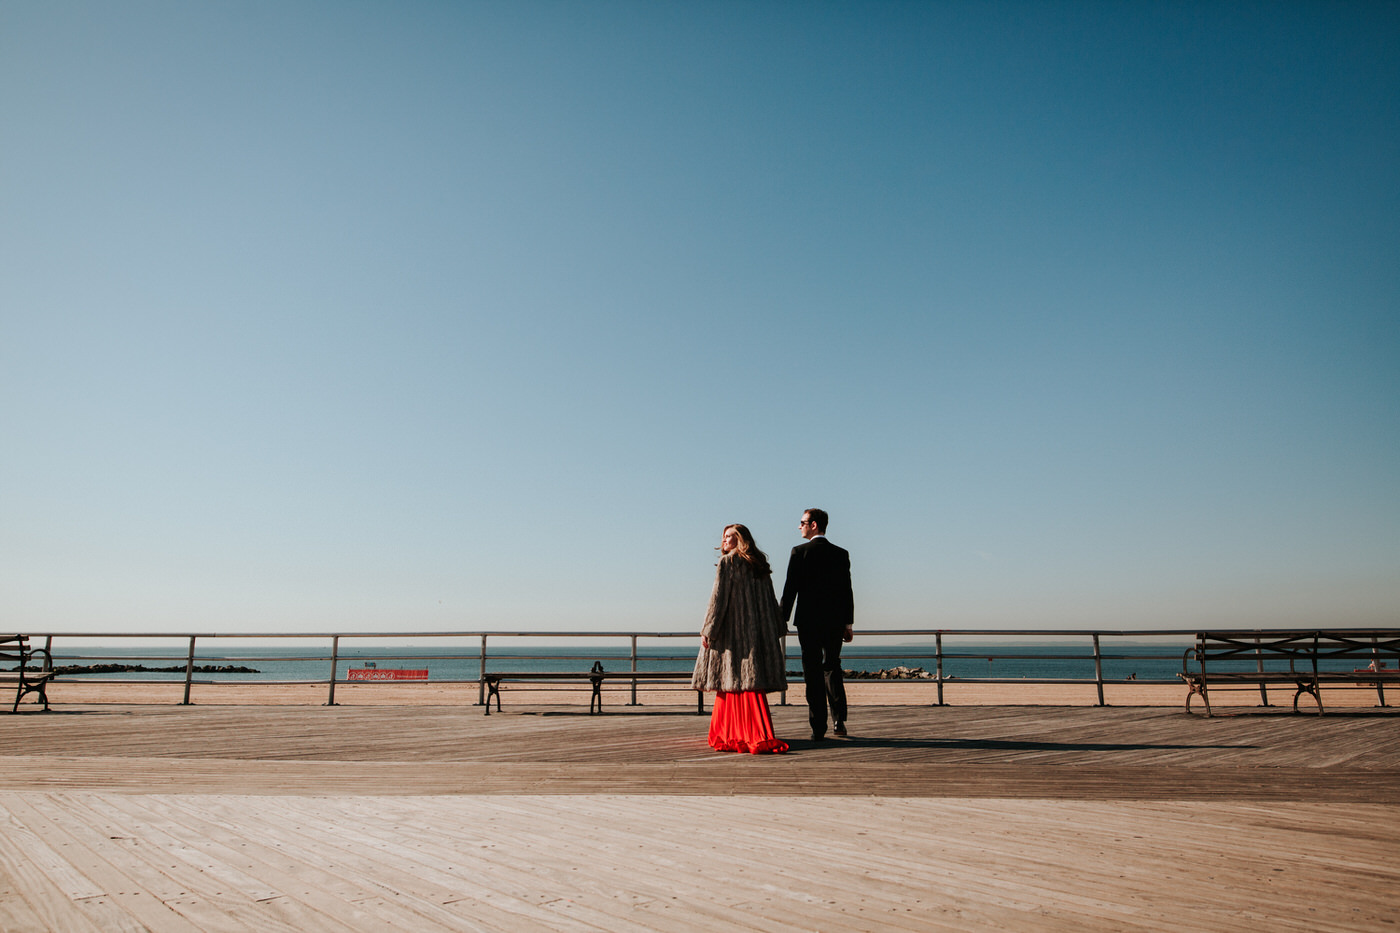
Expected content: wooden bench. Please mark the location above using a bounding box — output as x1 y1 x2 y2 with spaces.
482 662 705 715
1179 630 1400 716
0 635 55 713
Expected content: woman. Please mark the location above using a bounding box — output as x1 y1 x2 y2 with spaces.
692 523 790 753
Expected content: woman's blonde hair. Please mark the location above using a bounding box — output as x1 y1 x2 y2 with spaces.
724 523 772 576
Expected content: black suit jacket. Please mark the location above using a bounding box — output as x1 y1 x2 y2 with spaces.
779 536 854 636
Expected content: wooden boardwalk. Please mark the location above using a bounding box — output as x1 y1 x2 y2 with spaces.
1 700 1397 930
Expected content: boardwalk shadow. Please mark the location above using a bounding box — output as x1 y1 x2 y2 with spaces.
815 737 1254 752
1191 708 1398 719
529 710 707 718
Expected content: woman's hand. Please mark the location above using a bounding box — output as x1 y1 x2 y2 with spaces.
701 636 709 650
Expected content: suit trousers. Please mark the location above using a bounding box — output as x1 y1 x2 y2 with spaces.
798 628 847 736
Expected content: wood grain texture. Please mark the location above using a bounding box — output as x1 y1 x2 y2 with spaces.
0 702 1397 930
0 793 1395 932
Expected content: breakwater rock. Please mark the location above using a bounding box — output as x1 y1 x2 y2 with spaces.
843 666 934 680
53 664 261 675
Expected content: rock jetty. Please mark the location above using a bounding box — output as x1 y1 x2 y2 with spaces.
843 666 934 680
52 664 260 675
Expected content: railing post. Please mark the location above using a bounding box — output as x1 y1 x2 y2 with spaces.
1092 634 1105 706
1374 637 1387 707
1256 638 1270 706
629 634 639 706
780 632 788 705
182 636 197 705
935 632 944 706
1311 631 1322 710
477 634 487 706
327 635 339 706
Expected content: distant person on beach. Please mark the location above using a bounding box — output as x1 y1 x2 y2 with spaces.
780 508 854 741
691 524 790 754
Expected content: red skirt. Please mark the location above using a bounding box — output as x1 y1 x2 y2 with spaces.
708 691 789 754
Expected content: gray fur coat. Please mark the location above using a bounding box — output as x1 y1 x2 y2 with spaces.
691 552 788 693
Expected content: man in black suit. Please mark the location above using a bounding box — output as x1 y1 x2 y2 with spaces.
779 508 854 740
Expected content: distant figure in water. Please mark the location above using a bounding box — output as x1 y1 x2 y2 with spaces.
692 524 789 754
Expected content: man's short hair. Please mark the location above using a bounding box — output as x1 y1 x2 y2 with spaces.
804 508 829 533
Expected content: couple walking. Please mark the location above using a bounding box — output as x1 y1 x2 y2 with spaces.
691 508 854 753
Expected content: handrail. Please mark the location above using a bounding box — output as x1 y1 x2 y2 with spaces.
29 627 1396 708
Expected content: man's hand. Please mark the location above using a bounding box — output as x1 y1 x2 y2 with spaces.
843 625 854 644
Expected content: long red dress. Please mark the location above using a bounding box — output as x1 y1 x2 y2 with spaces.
708 690 789 754
691 553 790 754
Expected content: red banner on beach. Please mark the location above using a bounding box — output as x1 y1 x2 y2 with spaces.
346 669 429 681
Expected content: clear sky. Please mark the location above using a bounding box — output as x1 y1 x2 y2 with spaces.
2 1 1396 636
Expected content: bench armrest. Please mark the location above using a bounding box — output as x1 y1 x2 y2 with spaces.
26 646 53 673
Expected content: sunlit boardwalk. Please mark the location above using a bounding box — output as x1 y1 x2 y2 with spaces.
1 699 1397 930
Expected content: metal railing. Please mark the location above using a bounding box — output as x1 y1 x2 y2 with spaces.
12 627 1233 707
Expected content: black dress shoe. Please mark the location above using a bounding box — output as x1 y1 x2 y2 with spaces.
833 721 847 736
810 732 826 741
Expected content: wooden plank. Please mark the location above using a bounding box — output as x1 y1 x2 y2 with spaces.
0 801 109 933
0 753 1394 801
0 703 1398 929
305 795 820 933
0 794 200 933
69 793 344 933
218 794 660 933
0 799 107 902
0 792 1396 931
118 793 411 933
0 858 56 933
0 702 1393 776
154 794 537 933
57 791 416 933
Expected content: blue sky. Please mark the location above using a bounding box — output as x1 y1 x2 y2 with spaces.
2 1 1396 635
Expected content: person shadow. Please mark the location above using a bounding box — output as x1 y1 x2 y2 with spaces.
794 735 1253 752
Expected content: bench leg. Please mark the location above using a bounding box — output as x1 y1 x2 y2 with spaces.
10 681 50 713
1293 682 1323 715
484 681 501 716
1184 682 1211 717
590 680 602 714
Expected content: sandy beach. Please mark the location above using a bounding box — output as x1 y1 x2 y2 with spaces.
37 677 1388 711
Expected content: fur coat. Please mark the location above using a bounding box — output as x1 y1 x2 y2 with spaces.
691 552 788 693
